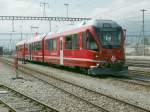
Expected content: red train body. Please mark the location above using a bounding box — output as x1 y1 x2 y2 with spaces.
16 19 128 75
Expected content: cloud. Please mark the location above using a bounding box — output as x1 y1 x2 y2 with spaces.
0 0 45 16
92 0 150 21
0 0 149 33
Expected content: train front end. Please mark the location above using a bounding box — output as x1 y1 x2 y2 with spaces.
88 20 128 76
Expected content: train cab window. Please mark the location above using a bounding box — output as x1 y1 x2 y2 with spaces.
65 34 79 50
86 31 98 51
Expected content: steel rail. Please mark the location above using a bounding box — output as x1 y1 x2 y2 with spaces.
0 58 149 112
0 81 59 112
0 98 16 112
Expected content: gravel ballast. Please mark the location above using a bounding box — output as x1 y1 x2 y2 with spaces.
0 62 106 112
0 58 150 111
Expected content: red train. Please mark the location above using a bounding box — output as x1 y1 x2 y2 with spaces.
16 19 128 75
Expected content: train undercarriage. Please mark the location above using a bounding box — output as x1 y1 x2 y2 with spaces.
88 62 128 76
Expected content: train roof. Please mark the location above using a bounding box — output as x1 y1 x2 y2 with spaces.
26 37 34 44
45 32 56 40
33 33 46 42
16 19 122 45
56 19 121 34
26 33 47 43
16 40 27 46
86 19 121 28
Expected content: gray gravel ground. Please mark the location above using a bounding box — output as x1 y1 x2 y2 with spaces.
0 62 106 112
0 103 10 112
11 58 150 111
0 58 150 111
22 67 149 112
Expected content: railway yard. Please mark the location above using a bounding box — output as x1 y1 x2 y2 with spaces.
1 0 150 112
0 56 149 112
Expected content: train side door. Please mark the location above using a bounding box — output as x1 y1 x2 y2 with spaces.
60 37 63 65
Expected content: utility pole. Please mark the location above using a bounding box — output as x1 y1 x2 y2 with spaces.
40 2 51 32
40 2 49 17
20 25 23 41
31 26 39 35
140 9 147 56
12 16 15 32
64 3 69 17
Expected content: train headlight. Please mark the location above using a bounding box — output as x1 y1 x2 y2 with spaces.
111 55 116 62
95 54 99 58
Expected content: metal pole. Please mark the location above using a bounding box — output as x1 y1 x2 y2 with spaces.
40 2 49 17
141 9 147 56
40 2 48 17
40 2 51 31
64 3 69 17
12 16 15 32
31 26 39 34
49 20 51 32
20 25 23 41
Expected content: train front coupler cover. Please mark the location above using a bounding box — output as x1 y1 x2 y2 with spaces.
88 62 128 76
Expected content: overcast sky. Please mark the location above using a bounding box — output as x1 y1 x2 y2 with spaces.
0 0 149 18
0 0 149 32
0 0 150 49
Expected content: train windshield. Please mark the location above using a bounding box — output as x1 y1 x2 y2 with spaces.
101 31 121 48
96 29 121 49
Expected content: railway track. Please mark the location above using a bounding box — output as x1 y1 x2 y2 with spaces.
126 60 150 68
0 84 58 112
0 97 16 112
0 58 150 112
129 69 150 76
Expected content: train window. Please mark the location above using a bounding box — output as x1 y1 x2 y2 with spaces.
46 39 57 51
46 40 49 50
65 35 72 49
60 40 62 50
65 34 79 50
86 31 98 51
52 39 57 50
36 42 41 50
72 34 79 49
82 32 86 49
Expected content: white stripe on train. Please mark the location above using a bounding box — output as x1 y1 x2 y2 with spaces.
30 55 102 63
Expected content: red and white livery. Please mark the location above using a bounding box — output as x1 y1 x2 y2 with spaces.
16 19 128 75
